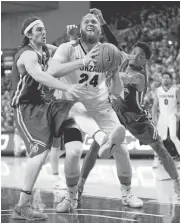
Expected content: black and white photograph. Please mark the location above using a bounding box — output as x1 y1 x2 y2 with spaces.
1 1 180 222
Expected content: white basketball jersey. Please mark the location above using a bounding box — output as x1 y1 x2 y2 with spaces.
157 85 177 116
53 40 109 110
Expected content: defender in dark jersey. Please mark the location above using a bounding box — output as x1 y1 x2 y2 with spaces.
111 42 156 145
76 8 180 206
11 16 99 220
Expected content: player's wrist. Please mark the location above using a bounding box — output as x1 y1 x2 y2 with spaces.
66 83 73 93
75 59 85 68
100 19 107 26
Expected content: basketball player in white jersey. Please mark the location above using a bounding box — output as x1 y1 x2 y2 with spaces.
48 13 142 211
152 72 180 168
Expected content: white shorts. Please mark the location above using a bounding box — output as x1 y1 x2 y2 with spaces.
70 101 121 134
86 106 120 134
157 114 177 140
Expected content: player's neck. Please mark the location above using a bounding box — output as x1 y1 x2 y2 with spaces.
80 39 97 52
162 85 172 91
29 41 43 55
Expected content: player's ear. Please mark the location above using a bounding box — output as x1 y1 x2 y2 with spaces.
26 32 32 39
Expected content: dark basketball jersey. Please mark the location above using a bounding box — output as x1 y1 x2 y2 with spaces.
115 59 148 113
11 45 50 107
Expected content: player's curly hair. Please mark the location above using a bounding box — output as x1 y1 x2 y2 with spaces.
20 15 41 48
133 41 152 60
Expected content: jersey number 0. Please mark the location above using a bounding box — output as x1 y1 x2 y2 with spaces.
164 99 168 105
79 73 99 87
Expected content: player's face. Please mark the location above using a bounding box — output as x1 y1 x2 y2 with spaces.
162 74 172 86
29 22 46 45
80 14 101 44
129 47 146 67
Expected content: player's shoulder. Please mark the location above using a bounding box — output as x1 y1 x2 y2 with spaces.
172 85 178 90
121 51 129 62
19 50 38 62
46 44 57 56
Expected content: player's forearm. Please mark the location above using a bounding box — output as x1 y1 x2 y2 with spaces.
110 74 124 96
35 72 70 92
47 59 84 77
102 24 123 51
152 105 158 123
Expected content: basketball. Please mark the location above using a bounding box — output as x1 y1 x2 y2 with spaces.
95 43 122 72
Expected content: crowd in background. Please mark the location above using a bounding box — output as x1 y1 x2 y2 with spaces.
1 3 180 131
1 72 14 132
104 4 180 110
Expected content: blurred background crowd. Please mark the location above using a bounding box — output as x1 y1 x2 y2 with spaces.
1 2 180 132
98 2 180 111
1 69 14 132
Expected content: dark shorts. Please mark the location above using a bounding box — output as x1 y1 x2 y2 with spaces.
14 99 75 158
112 102 158 145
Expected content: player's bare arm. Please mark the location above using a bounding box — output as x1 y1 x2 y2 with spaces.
46 44 57 57
152 90 159 124
120 71 145 91
47 43 99 77
90 8 124 51
109 68 124 97
20 50 84 95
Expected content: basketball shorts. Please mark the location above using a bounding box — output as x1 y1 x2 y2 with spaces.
87 106 120 134
157 114 177 140
70 100 121 134
52 117 81 151
112 101 158 145
14 99 75 158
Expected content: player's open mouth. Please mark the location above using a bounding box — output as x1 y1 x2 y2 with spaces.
86 27 94 32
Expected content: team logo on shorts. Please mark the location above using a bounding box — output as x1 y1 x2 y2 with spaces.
30 143 39 154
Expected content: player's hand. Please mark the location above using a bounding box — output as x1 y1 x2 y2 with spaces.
90 8 106 25
66 24 79 41
175 112 180 121
83 44 100 66
67 83 86 98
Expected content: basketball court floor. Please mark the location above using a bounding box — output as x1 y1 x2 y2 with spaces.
1 157 180 223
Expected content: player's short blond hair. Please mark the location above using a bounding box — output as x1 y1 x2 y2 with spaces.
80 13 100 27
